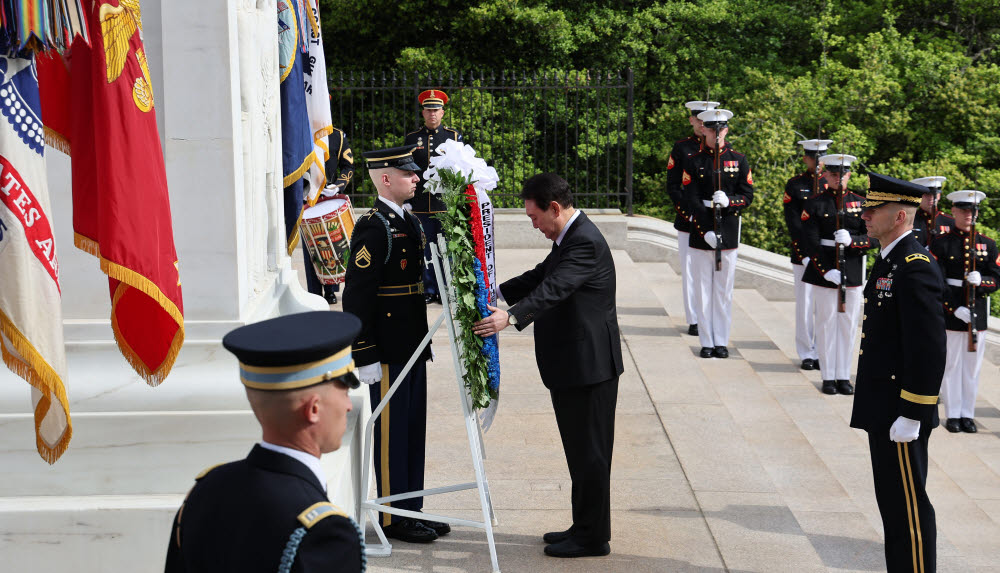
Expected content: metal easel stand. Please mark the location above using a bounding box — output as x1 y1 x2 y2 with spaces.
357 237 501 573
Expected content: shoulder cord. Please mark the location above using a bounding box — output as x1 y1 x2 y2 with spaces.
370 211 392 264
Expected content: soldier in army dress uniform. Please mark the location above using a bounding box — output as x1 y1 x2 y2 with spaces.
910 176 953 249
666 100 719 336
854 173 946 573
784 139 832 370
404 89 463 304
801 154 875 395
681 109 754 358
342 145 448 544
930 190 1000 434
164 311 365 573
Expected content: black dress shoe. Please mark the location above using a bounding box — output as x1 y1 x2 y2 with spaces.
544 538 611 558
424 293 441 304
800 359 816 370
944 418 961 433
960 418 977 433
416 517 451 536
543 527 574 544
814 360 820 370
687 324 699 336
713 346 729 359
700 347 714 358
382 518 438 543
323 291 337 304
821 380 837 395
836 379 854 395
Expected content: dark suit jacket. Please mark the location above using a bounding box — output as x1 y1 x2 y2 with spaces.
164 445 363 573
500 211 624 389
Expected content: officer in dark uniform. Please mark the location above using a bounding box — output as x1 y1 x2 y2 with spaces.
801 154 875 395
910 176 953 248
164 311 365 573
682 109 754 358
784 139 832 370
930 190 999 434
854 173 946 573
342 145 447 544
302 127 355 304
667 100 719 336
404 89 463 304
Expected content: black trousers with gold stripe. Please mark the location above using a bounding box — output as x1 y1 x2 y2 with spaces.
868 431 936 573
369 361 427 526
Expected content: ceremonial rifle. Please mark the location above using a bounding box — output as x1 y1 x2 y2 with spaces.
968 208 979 352
713 124 723 271
928 193 939 247
834 170 847 313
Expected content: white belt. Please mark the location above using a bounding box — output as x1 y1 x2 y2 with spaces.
702 200 714 207
820 239 836 247
946 278 964 287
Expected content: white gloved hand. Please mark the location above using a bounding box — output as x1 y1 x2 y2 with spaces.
704 231 718 249
954 306 972 323
712 190 730 208
356 363 382 385
320 183 342 198
889 416 921 443
966 271 982 286
834 228 852 246
823 269 842 284
801 257 810 267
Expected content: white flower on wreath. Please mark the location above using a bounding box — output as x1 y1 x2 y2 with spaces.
425 139 500 195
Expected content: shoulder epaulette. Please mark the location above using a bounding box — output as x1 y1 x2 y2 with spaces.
298 502 348 529
905 253 931 264
195 463 224 480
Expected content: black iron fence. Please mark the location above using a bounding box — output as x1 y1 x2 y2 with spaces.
329 69 634 213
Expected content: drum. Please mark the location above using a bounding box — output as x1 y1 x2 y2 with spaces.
298 194 356 285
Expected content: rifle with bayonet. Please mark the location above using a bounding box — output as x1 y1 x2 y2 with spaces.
713 124 723 271
968 208 979 352
834 170 847 313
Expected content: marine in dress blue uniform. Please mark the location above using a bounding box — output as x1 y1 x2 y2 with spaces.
667 100 719 336
342 145 447 544
853 173 946 573
910 176 953 249
403 90 463 303
164 311 365 573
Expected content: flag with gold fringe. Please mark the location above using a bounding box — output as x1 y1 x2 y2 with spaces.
279 0 313 254
301 0 332 205
0 51 71 463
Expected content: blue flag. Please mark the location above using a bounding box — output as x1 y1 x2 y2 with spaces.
278 0 313 254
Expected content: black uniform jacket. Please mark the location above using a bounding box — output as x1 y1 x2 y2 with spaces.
912 209 954 248
666 135 701 233
500 212 624 390
850 233 946 433
681 145 754 250
783 171 826 264
930 228 1000 332
801 189 875 288
403 125 463 213
324 128 355 190
164 445 363 573
343 200 430 366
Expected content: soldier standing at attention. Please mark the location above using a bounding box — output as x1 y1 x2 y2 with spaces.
910 176 953 249
854 173 946 573
784 139 831 370
667 100 719 336
404 89 463 304
343 145 448 544
682 109 754 359
801 154 874 395
930 190 999 434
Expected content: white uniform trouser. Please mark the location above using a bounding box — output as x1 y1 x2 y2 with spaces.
813 286 861 381
689 248 738 348
941 330 986 419
793 263 817 361
677 231 698 325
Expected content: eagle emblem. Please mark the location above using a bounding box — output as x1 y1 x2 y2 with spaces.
99 0 154 112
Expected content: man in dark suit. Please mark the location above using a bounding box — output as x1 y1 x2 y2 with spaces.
164 311 365 573
473 173 624 558
854 173 946 573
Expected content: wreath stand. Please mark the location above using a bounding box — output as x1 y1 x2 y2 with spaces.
357 237 501 573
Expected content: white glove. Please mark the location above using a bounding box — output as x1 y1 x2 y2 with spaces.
356 363 382 385
889 416 920 443
954 306 972 323
712 190 730 208
834 229 852 246
966 271 982 286
801 257 810 267
320 183 343 198
823 269 842 284
704 231 718 249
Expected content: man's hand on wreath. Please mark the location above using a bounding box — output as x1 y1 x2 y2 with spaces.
473 305 510 337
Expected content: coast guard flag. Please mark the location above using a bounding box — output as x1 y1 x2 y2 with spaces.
62 0 184 385
0 54 72 463
279 0 313 254
302 0 332 204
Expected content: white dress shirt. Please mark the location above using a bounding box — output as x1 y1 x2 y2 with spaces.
880 229 912 258
378 195 405 218
555 209 582 246
259 441 327 491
